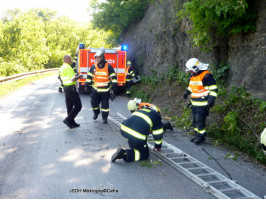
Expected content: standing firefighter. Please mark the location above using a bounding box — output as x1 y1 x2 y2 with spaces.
59 55 83 128
125 61 135 97
183 58 218 145
86 51 117 124
111 101 164 162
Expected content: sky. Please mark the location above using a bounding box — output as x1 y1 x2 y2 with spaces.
0 0 93 23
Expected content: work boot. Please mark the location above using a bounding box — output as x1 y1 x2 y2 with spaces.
165 122 173 131
93 113 99 120
71 120 80 128
103 118 108 124
193 135 206 145
111 148 126 162
190 136 197 142
63 118 74 129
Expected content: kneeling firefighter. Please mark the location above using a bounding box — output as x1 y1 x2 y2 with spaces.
111 101 164 162
86 51 117 124
129 98 173 131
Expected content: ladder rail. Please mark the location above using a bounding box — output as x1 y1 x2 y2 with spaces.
108 113 261 199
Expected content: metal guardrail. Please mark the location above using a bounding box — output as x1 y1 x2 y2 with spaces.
108 111 261 199
0 68 58 84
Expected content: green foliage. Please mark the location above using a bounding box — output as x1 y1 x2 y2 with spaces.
0 8 112 77
140 159 162 168
172 107 192 130
177 0 257 49
208 86 266 164
90 0 150 46
167 64 190 87
209 63 230 85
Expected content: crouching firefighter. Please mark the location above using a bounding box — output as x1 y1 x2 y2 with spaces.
130 98 173 131
183 58 218 145
111 101 164 162
86 51 117 124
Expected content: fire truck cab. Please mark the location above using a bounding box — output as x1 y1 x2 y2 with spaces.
77 44 127 94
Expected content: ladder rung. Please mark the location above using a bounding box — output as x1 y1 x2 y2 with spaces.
176 161 198 165
197 173 216 177
220 188 238 193
207 180 227 184
187 167 207 171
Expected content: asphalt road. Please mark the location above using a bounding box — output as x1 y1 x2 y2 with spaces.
0 75 265 199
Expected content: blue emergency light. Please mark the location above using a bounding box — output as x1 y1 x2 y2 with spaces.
121 44 128 51
79 43 85 49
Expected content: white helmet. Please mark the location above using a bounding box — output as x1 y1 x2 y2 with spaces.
94 51 105 60
127 61 132 66
133 98 141 105
186 58 201 73
128 100 137 113
261 128 266 155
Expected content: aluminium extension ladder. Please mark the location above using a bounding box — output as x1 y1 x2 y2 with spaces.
108 112 261 199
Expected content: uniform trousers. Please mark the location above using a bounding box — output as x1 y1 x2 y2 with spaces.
64 85 82 123
191 106 208 137
121 130 149 162
90 89 110 119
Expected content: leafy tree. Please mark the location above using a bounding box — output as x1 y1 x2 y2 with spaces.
177 0 257 49
90 0 150 46
0 8 113 76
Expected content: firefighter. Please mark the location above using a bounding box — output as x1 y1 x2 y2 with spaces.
130 98 173 131
183 58 218 145
111 101 164 162
125 61 135 97
86 51 117 124
59 55 83 128
58 52 78 93
261 128 266 155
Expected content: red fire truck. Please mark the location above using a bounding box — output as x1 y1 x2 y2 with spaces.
77 45 127 93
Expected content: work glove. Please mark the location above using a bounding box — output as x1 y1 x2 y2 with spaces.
186 101 192 108
152 147 162 152
208 101 215 108
183 93 188 99
110 91 115 101
111 83 117 91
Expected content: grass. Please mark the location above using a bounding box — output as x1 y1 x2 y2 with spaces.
0 72 57 97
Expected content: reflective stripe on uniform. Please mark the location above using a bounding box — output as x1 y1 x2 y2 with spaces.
155 139 163 145
198 129 206 134
101 108 109 112
191 100 208 106
121 124 146 140
210 91 218 97
132 112 153 130
93 107 99 110
153 128 163 135
134 149 140 161
92 85 110 92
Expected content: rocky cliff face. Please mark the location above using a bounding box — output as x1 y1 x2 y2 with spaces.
122 0 266 100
